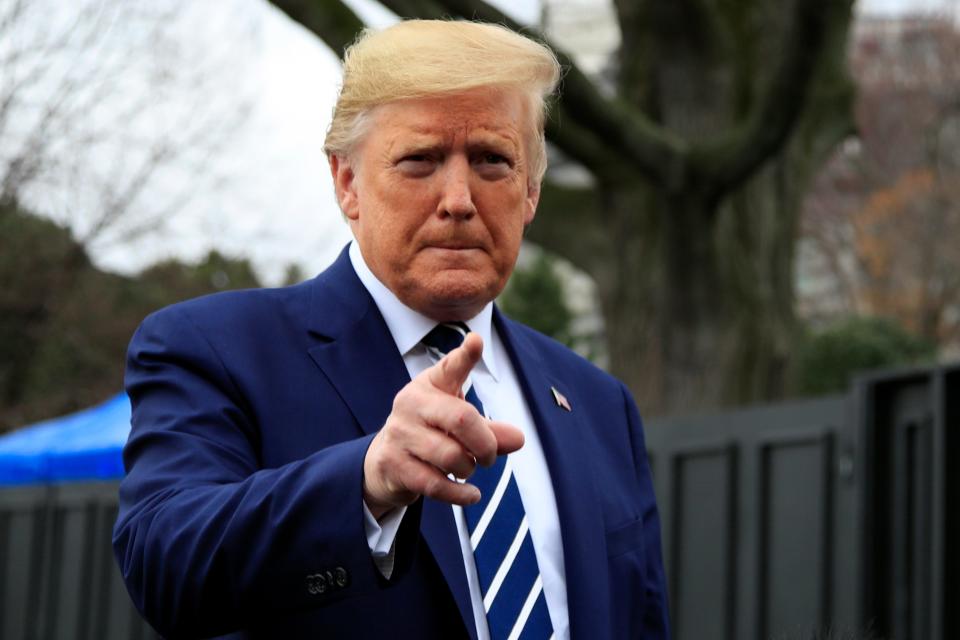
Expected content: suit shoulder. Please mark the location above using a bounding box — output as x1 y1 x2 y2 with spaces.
141 280 313 333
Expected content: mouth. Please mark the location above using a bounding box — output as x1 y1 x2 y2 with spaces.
423 241 484 252
420 244 486 265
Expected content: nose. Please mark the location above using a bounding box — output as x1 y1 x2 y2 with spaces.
437 156 477 220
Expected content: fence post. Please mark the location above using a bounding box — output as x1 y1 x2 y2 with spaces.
855 363 958 640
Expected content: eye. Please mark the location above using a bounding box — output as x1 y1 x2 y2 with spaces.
481 153 509 165
473 151 513 179
396 154 436 176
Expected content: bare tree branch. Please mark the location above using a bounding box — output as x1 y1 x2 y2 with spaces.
691 0 852 200
1 1 257 249
544 105 637 183
526 179 603 273
269 0 365 57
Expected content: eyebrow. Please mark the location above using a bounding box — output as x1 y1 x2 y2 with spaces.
393 128 519 151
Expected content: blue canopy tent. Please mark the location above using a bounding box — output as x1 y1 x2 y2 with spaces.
0 393 130 485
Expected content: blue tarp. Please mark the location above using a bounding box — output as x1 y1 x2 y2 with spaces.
0 393 130 485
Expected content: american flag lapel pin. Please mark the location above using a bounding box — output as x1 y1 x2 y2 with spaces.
550 386 572 411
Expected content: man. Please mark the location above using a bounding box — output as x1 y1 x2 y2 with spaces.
114 20 669 639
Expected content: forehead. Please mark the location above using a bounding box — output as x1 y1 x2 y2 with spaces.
368 87 532 146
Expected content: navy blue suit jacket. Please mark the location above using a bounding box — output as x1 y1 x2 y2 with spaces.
114 248 669 639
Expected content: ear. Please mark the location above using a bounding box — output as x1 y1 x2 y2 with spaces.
329 154 360 221
523 180 540 227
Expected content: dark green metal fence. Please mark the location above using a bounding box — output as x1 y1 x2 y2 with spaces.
0 483 157 640
0 363 955 639
644 363 958 640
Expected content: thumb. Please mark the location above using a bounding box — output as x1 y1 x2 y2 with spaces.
488 420 524 456
426 332 483 396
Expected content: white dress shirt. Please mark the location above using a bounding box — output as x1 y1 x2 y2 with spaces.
350 242 569 639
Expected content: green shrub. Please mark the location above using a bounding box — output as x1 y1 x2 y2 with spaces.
499 252 574 348
796 316 936 394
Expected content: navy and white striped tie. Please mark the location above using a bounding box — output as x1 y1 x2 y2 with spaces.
422 322 553 640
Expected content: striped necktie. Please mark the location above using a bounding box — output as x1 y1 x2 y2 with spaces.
422 322 553 640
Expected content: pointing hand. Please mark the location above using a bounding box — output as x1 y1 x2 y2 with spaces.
362 333 524 519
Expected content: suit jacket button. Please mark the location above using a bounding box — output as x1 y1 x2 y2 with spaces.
306 573 328 595
334 567 349 588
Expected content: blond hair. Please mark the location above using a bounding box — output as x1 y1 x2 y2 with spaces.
325 20 561 183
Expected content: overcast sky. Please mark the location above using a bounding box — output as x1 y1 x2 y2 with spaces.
16 0 957 284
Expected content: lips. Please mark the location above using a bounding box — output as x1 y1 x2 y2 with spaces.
421 238 485 251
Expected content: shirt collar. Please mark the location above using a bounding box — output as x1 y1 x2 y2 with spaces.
349 241 499 381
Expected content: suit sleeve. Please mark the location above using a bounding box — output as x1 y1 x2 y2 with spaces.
621 382 672 637
113 307 395 638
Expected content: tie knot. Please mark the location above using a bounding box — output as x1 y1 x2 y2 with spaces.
422 322 470 356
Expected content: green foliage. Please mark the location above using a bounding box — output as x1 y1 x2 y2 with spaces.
499 252 574 348
796 316 936 395
139 251 261 303
0 203 87 411
0 205 262 432
283 263 307 286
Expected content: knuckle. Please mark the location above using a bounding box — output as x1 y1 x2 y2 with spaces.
479 429 498 457
438 441 463 471
452 404 475 429
382 409 420 442
376 422 403 449
408 465 433 493
421 474 442 496
468 438 495 467
392 388 417 414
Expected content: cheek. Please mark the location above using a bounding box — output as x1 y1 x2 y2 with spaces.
490 197 529 243
372 183 435 227
489 220 524 274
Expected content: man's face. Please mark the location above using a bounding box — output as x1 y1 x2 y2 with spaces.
330 86 540 321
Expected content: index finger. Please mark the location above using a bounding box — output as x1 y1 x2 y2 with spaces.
425 332 483 397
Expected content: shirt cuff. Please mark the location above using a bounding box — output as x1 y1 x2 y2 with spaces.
363 501 407 579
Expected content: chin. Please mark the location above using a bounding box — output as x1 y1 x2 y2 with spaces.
411 279 502 321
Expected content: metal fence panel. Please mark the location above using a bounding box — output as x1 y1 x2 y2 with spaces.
643 362 957 640
646 395 855 640
670 444 737 640
0 483 159 640
856 364 959 640
0 485 48 640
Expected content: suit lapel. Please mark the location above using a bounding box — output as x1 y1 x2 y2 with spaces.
495 311 612 639
304 248 477 637
304 249 409 436
306 314 408 437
